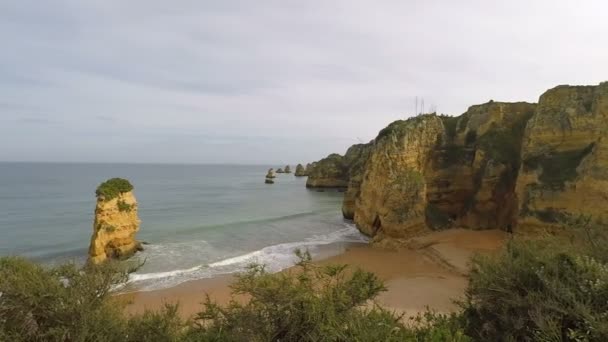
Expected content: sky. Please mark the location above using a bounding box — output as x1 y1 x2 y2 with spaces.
0 1 607 164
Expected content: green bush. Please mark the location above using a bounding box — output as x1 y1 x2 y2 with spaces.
95 178 134 201
1 251 471 341
460 227 608 341
189 250 411 341
117 200 134 213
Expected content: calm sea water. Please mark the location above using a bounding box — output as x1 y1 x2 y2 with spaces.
0 163 366 290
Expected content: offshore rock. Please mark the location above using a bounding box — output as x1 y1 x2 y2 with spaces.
294 164 307 177
88 178 142 264
284 165 292 173
266 168 276 179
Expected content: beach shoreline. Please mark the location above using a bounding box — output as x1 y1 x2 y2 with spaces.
119 228 509 319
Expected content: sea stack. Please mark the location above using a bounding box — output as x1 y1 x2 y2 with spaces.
294 163 307 177
276 168 285 173
266 168 276 179
88 178 143 264
284 165 292 173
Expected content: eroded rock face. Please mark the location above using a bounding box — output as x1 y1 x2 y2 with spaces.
353 116 445 238
342 102 536 240
284 165 292 173
88 180 142 264
516 83 608 228
306 154 349 188
341 143 373 219
309 82 607 241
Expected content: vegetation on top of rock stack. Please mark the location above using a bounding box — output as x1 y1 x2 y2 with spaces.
95 178 134 201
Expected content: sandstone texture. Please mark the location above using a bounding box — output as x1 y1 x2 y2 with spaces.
314 82 607 241
516 83 608 228
305 154 349 188
88 178 142 264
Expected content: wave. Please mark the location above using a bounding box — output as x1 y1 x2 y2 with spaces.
127 224 368 291
173 211 318 236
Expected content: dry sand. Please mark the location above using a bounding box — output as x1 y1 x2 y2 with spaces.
119 228 509 319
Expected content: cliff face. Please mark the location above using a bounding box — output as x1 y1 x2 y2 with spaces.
516 83 608 228
322 82 607 241
341 143 373 219
351 117 443 237
306 144 372 192
306 153 349 188
88 180 142 264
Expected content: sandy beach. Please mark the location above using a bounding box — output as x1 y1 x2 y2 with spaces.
120 228 509 319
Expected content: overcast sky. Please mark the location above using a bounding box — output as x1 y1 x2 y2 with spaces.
0 1 606 164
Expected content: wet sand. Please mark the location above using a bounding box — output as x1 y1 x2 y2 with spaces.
119 228 509 319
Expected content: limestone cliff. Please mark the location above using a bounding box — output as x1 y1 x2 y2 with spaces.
306 144 373 190
352 116 445 238
305 154 349 188
516 83 608 228
330 82 607 241
88 178 142 264
341 143 373 219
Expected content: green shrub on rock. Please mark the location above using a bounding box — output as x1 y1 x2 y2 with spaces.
95 178 134 201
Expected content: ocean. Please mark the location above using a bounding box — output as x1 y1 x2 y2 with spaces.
0 162 367 291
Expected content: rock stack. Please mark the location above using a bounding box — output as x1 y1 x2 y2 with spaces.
294 164 308 177
265 168 276 184
284 165 292 173
276 168 285 173
88 178 143 264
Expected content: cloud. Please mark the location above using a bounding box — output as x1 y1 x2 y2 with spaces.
0 0 607 163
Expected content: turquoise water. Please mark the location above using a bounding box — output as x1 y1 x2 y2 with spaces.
0 163 366 290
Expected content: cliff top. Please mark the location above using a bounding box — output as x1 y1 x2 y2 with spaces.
95 178 134 201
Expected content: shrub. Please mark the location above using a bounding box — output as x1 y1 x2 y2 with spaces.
95 178 134 201
0 257 183 342
460 230 608 341
188 250 412 341
117 200 134 213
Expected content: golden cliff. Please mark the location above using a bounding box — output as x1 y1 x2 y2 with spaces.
516 83 608 228
88 178 142 264
312 82 607 241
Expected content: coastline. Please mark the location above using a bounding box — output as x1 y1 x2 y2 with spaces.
119 228 508 319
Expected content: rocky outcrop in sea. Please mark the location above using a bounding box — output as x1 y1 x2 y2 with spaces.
88 178 143 264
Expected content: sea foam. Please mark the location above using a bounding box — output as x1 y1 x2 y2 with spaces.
126 224 367 291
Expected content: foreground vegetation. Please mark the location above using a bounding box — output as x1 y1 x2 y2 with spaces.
1 220 607 341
